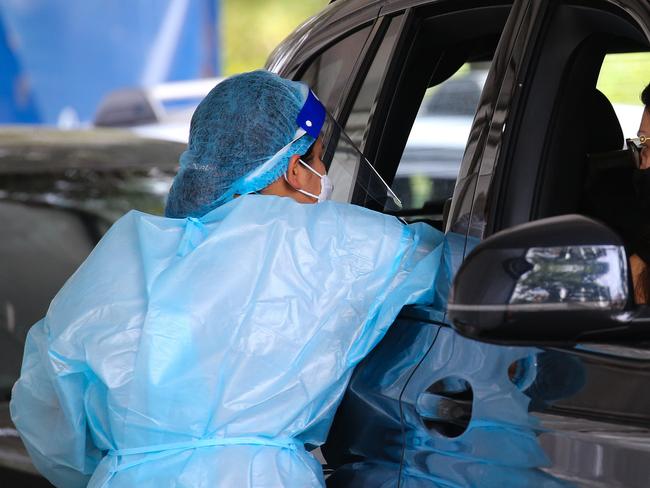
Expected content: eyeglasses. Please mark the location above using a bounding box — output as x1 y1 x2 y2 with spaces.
627 136 648 168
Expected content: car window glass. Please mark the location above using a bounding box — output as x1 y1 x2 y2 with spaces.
392 63 488 210
327 17 402 204
299 25 372 112
596 52 650 138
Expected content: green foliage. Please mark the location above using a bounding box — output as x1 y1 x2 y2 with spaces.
597 52 650 105
222 0 328 75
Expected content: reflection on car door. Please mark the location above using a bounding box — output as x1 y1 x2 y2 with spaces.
323 3 514 485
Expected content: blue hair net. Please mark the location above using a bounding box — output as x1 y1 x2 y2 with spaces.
165 70 316 218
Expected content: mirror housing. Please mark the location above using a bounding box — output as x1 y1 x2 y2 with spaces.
447 215 643 345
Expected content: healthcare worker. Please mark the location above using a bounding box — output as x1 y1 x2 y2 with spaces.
10 70 449 487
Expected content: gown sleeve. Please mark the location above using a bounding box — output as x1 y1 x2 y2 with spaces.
346 220 451 367
10 318 102 488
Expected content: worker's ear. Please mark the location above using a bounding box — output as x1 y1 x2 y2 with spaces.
285 154 304 189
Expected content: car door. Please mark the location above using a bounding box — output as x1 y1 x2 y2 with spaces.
387 1 552 486
399 0 650 487
270 0 650 485
286 1 517 485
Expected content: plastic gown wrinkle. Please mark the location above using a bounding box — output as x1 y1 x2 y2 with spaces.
11 195 446 487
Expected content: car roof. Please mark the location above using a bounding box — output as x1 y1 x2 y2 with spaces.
266 0 384 73
265 0 516 74
0 127 183 174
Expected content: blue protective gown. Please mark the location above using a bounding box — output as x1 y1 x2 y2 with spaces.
10 195 448 487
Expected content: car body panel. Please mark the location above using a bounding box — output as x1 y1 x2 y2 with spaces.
266 0 382 76
0 127 182 482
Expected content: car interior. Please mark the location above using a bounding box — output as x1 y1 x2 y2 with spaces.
507 2 649 307
344 0 649 309
361 3 512 229
487 1 650 235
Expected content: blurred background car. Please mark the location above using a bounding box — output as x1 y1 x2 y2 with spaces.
93 78 224 142
0 127 182 484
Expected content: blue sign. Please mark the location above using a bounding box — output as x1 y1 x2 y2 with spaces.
0 0 220 124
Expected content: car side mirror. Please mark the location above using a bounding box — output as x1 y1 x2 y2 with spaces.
447 214 643 345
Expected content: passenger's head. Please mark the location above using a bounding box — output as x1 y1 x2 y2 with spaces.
165 70 323 218
642 81 650 108
639 81 650 169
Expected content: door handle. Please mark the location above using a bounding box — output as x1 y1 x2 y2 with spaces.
416 377 473 437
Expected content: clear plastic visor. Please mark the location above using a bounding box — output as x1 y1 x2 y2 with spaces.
295 89 401 211
316 110 402 211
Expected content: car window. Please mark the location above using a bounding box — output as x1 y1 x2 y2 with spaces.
579 50 650 264
596 52 650 138
393 63 488 210
299 25 373 112
489 1 650 234
326 17 403 204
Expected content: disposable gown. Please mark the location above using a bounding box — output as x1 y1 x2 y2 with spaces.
10 195 448 488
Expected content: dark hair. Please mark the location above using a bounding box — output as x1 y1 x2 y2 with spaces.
642 82 650 107
301 139 318 164
302 141 315 160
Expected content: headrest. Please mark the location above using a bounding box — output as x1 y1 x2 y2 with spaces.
586 90 624 153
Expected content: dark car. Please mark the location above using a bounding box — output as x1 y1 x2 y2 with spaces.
266 0 650 486
0 128 182 485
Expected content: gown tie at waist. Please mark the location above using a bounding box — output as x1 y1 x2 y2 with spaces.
107 436 301 473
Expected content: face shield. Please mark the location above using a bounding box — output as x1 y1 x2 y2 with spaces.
297 90 403 211
222 88 402 211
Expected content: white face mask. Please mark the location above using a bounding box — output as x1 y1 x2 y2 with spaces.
285 159 334 202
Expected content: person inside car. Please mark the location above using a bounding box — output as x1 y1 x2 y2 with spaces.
584 82 650 303
634 81 650 169
627 82 650 302
10 70 449 488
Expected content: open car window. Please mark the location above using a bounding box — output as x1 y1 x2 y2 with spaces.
327 5 513 227
483 0 649 237
392 63 488 211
